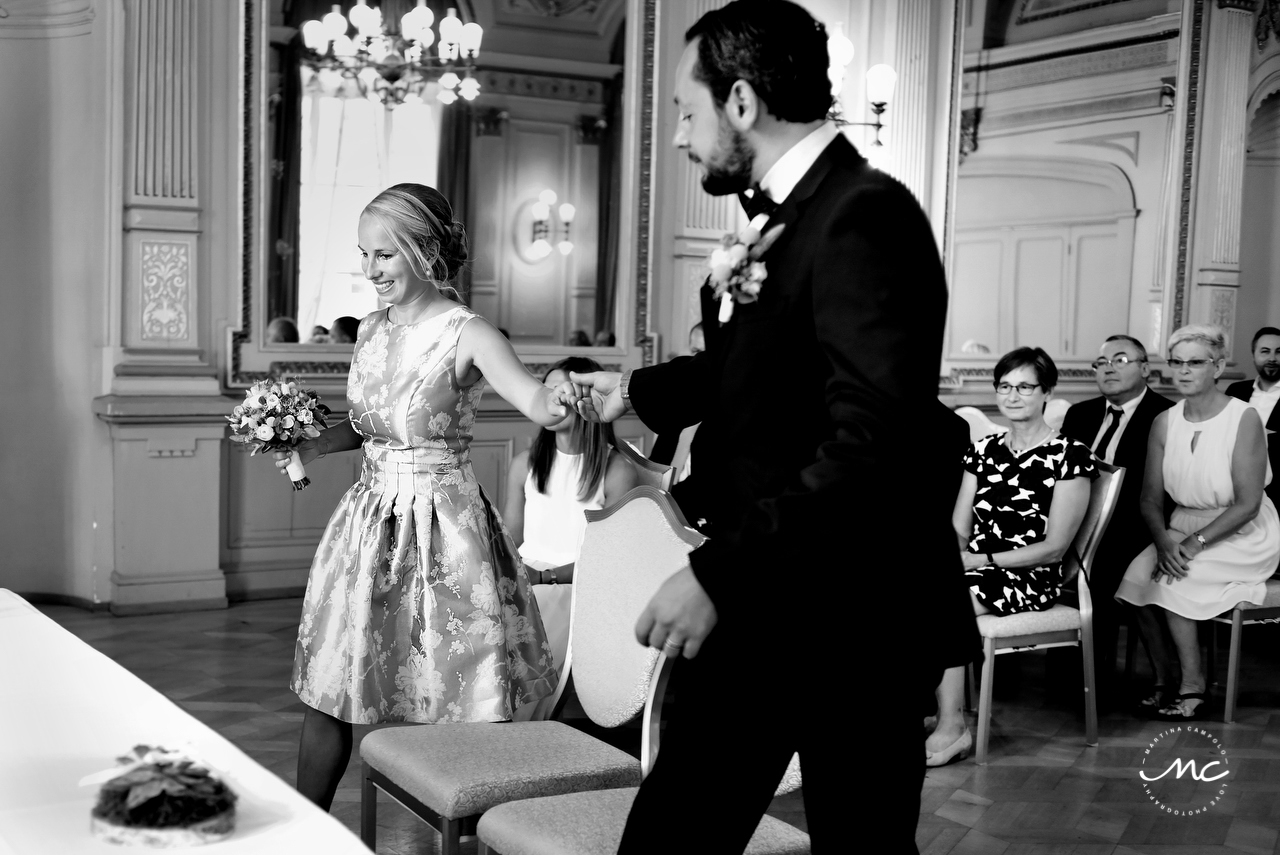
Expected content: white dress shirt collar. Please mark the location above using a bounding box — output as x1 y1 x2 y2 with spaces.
758 122 841 207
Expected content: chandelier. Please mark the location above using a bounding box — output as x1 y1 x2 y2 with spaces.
300 1 483 107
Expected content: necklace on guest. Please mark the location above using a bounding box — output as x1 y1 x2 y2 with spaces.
1006 426 1055 454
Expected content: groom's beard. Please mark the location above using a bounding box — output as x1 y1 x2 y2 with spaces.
694 118 754 197
1257 359 1280 382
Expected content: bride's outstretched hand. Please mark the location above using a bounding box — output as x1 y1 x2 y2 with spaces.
546 381 580 422
568 370 626 423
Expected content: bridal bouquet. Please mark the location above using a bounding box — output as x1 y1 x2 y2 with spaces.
707 213 785 323
227 379 329 491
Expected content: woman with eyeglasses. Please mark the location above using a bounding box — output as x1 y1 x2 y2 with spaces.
1116 324 1280 720
926 347 1097 766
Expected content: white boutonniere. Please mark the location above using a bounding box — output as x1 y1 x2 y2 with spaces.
707 213 786 323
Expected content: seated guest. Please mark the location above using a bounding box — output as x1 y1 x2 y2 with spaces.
266 316 299 343
688 322 705 355
308 324 330 344
926 347 1096 766
1226 326 1280 506
1117 324 1280 720
593 330 616 347
568 329 592 347
329 316 359 344
1060 335 1172 703
502 357 639 672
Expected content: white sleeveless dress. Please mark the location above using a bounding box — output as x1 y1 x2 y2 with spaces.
519 450 606 671
1116 397 1280 619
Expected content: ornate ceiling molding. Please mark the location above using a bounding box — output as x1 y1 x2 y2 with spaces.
1259 0 1280 50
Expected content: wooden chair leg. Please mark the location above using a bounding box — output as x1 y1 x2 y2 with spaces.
965 662 975 713
1225 610 1244 723
1124 620 1137 686
1207 620 1219 689
360 763 377 848
441 817 464 855
976 638 995 765
1080 630 1098 747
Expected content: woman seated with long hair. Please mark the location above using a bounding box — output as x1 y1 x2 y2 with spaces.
926 347 1097 766
1117 325 1280 720
503 356 640 673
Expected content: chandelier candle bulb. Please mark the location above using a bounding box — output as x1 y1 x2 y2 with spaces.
558 240 574 256
321 4 347 40
439 71 460 90
439 9 463 45
301 20 328 51
539 189 557 206
461 22 483 55
558 203 576 223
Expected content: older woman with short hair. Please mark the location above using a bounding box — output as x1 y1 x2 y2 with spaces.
926 347 1097 766
1117 324 1280 720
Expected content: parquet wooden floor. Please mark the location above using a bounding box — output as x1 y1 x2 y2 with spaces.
37 599 1280 854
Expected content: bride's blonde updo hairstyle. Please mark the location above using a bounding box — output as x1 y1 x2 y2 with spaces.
362 183 469 302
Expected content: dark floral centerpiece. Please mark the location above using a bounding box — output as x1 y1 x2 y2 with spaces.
89 746 236 847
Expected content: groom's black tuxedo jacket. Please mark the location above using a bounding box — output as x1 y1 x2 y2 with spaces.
628 135 978 674
1059 389 1173 599
1226 379 1280 505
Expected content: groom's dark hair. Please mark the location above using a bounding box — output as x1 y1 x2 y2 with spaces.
686 0 833 124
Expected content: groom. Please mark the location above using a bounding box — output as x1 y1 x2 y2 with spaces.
572 2 977 851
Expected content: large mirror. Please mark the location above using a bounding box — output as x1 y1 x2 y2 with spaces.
940 0 1191 404
234 0 655 385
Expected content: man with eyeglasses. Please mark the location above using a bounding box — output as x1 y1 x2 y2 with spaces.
1060 335 1173 706
1226 326 1280 507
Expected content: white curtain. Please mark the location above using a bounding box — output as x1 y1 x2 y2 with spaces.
297 86 441 337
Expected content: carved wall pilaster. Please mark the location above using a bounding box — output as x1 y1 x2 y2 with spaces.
886 0 940 205
1186 1 1258 347
118 0 214 389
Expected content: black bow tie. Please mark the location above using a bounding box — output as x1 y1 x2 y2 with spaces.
739 185 779 221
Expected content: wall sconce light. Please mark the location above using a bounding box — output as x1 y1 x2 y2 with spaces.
530 189 575 260
825 23 897 161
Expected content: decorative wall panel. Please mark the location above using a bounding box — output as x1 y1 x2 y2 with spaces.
139 240 191 341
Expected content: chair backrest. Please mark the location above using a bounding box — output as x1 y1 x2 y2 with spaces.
954 406 1008 444
1044 398 1071 431
561 485 704 728
612 439 675 490
1061 460 1125 587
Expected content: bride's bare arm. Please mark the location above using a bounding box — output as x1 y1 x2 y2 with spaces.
455 318 575 427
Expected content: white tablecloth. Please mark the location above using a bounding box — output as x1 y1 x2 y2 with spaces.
0 590 369 853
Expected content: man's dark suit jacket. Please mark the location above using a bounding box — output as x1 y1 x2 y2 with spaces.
627 135 978 676
1226 379 1280 506
1059 388 1173 598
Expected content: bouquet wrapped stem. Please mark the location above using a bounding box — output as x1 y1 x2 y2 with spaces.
226 379 329 491
284 449 310 491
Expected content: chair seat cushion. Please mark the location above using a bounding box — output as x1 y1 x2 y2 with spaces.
359 721 640 819
1242 579 1280 609
477 787 811 855
976 604 1081 638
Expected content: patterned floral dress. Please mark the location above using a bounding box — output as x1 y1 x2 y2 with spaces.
963 433 1098 616
291 306 557 724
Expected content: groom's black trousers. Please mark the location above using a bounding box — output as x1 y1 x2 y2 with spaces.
617 613 939 854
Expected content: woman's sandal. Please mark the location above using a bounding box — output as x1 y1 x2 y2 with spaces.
1154 692 1207 721
1138 685 1169 715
